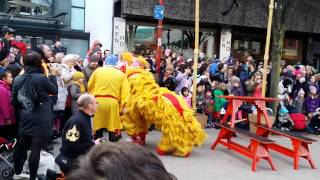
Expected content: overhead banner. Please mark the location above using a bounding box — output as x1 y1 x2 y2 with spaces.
219 28 232 62
113 17 126 55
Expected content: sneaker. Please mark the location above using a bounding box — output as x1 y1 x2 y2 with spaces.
13 172 30 179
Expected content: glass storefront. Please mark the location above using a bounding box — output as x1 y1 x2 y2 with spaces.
127 24 216 59
61 38 88 58
71 0 85 30
0 0 53 15
232 40 263 61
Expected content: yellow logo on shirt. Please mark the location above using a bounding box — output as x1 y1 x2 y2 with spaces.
66 125 80 142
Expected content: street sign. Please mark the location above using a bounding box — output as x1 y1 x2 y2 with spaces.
154 5 164 20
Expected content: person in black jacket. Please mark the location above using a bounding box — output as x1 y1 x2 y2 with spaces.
56 94 99 175
12 51 58 180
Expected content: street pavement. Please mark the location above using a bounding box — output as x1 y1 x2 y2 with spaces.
51 129 320 180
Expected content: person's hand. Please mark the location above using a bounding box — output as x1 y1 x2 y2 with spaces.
48 57 55 63
94 138 101 145
49 67 58 76
185 69 191 75
6 119 12 125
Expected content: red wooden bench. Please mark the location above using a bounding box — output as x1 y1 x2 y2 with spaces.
255 124 317 170
211 123 276 172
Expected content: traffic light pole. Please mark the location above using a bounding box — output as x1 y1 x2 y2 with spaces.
156 0 164 74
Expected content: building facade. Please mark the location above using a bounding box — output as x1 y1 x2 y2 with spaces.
0 0 89 57
118 0 320 69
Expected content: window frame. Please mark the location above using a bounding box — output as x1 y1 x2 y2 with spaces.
71 0 86 31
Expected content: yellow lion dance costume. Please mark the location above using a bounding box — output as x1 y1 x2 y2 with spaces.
121 54 206 157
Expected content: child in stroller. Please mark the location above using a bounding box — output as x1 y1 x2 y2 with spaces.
0 137 17 179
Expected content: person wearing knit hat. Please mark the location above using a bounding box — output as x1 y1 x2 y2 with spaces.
90 47 103 66
83 54 100 87
70 72 86 114
91 47 102 56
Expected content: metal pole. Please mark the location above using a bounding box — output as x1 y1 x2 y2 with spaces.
261 0 275 97
156 0 164 74
192 0 200 110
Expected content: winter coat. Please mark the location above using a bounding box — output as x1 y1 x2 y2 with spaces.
196 92 205 112
291 80 307 98
12 66 58 137
6 61 23 79
183 94 192 108
60 64 76 86
240 70 250 83
304 95 320 114
82 65 96 87
294 97 304 114
175 72 189 94
213 89 226 112
204 96 214 114
69 82 85 114
160 75 176 91
60 110 94 159
0 81 16 126
53 76 68 111
230 86 244 96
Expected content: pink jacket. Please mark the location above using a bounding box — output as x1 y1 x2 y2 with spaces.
183 94 192 108
0 81 16 126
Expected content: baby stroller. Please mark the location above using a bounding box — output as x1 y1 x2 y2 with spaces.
0 137 17 179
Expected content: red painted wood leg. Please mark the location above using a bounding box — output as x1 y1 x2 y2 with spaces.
211 128 230 150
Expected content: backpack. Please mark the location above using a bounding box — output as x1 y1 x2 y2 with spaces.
17 74 39 112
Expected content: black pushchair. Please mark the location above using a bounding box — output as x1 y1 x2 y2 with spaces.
0 137 17 179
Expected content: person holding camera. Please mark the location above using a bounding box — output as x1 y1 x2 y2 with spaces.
12 51 58 180
245 71 263 98
1 26 15 56
174 63 192 94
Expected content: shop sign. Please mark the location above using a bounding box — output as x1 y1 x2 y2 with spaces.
154 5 164 20
219 29 232 62
113 17 126 55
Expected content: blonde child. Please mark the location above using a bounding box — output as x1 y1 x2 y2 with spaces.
70 72 86 114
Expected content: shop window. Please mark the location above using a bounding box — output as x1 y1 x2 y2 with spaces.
71 8 85 30
233 40 262 60
128 25 215 59
283 39 302 63
71 0 85 30
18 0 53 16
61 38 88 58
72 0 85 7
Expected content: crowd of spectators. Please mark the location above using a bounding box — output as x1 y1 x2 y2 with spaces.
0 25 320 179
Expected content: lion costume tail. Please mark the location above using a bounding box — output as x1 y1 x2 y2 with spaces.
153 88 207 156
